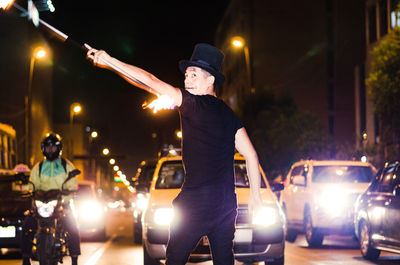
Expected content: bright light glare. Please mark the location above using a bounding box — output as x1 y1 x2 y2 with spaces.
336 169 344 176
361 155 367 163
232 40 243 47
91 131 98 138
154 208 174 225
35 200 57 218
142 95 175 113
176 131 182 138
0 0 14 10
113 165 119 171
319 188 347 217
109 158 115 165
78 200 103 222
136 195 149 211
252 207 277 226
102 148 110 155
108 201 121 209
35 49 46 59
73 105 81 113
232 36 245 48
371 207 385 221
169 149 177 156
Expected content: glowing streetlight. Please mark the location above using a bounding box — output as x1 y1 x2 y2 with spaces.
69 102 82 126
90 131 98 139
109 158 116 165
113 165 119 171
26 46 48 166
231 36 253 93
176 130 182 139
102 148 110 156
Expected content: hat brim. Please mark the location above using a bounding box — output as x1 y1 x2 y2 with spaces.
179 60 225 86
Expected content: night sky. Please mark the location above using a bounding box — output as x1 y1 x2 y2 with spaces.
32 0 230 173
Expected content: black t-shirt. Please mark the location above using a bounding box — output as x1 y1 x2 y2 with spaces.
179 88 243 190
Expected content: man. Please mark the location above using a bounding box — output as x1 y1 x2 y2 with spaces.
86 43 263 264
21 133 81 265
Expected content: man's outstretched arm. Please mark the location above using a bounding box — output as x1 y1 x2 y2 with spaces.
85 44 182 107
235 128 263 212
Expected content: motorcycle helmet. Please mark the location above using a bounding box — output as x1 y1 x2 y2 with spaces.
41 133 63 161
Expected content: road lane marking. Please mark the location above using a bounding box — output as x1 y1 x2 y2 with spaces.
84 234 117 265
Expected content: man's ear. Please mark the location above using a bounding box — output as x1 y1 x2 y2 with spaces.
207 75 215 86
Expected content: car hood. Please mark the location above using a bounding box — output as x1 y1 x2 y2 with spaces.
0 194 31 217
148 187 278 208
236 187 277 205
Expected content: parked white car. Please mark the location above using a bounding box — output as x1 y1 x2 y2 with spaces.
280 160 376 247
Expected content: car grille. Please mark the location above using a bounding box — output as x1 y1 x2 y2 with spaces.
236 205 249 225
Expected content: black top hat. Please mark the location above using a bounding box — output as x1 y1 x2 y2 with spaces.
179 43 225 86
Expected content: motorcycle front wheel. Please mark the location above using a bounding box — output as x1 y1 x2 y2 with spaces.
37 234 57 265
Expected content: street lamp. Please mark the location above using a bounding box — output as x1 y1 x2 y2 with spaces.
176 130 182 139
25 46 47 166
68 102 82 160
102 148 110 156
231 36 254 93
90 131 98 139
109 158 116 165
70 102 82 125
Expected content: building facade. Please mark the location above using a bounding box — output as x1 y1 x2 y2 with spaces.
216 0 367 155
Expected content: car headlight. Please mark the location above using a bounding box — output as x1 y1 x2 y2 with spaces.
35 200 58 218
153 208 174 226
318 188 348 216
136 194 149 211
252 206 278 227
78 200 104 222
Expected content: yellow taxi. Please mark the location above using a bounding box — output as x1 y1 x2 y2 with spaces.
141 154 286 265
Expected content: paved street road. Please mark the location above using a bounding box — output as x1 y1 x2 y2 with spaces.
0 210 399 265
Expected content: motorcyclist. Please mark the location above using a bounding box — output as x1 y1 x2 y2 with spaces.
21 133 81 265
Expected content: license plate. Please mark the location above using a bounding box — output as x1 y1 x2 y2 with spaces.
0 226 16 238
234 229 252 243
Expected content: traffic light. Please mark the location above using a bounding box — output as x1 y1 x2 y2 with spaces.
113 174 122 182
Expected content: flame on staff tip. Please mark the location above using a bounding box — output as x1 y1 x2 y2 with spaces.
142 95 175 114
0 0 14 9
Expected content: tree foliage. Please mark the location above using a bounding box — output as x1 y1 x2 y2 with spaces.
238 91 331 179
366 26 400 159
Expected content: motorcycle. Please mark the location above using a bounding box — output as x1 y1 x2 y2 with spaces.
17 169 80 265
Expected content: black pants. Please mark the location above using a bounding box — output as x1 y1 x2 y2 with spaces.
21 211 81 257
166 184 237 265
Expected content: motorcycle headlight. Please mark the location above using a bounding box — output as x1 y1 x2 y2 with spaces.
153 208 174 226
35 200 57 218
252 206 278 227
78 200 104 222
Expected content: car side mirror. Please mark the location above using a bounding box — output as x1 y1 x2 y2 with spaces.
292 175 306 186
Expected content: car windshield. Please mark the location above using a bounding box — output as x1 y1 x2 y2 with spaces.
155 160 266 189
312 165 375 183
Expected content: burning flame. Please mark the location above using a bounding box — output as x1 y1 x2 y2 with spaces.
142 95 175 114
0 0 14 9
